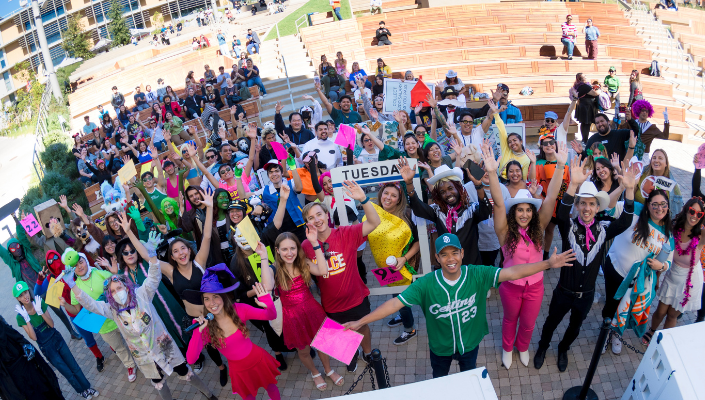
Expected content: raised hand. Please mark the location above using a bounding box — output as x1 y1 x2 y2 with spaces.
71 203 86 218
555 141 568 166
247 122 258 139
368 108 379 120
126 205 141 222
480 142 499 172
95 256 111 269
528 181 540 197
117 209 132 233
254 241 268 259
15 305 30 323
547 247 577 268
490 87 501 103
425 93 437 108
144 231 162 258
302 94 314 101
628 130 636 148
525 149 537 164
397 157 417 184
487 98 499 114
274 101 283 114
200 190 214 208
414 104 423 115
611 153 621 171
157 224 168 234
569 156 591 186
449 140 462 157
314 80 322 91
619 161 637 190
392 110 403 124
33 296 43 315
305 222 318 245
342 180 366 202
252 282 270 308
59 195 68 209
187 142 197 158
570 139 583 155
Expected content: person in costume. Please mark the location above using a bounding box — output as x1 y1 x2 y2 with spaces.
399 157 492 266
619 99 670 162
368 182 421 345
485 141 569 369
273 231 344 391
2 215 45 297
213 188 236 264
35 250 104 370
181 185 225 265
642 196 704 345
63 233 218 400
186 262 281 400
13 281 99 399
0 314 65 400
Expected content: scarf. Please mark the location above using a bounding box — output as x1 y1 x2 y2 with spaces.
578 218 596 250
518 227 532 245
445 203 462 232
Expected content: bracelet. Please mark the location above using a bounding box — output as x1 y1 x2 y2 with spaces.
474 184 483 190
312 245 321 251
360 196 370 205
629 146 635 149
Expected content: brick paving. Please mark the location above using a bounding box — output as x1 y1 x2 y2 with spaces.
0 139 701 400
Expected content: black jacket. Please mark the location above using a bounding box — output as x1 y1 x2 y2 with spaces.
274 113 315 146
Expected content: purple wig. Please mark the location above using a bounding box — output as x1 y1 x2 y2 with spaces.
631 99 654 119
104 274 138 311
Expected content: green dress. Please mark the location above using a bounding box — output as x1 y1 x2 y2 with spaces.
125 261 187 350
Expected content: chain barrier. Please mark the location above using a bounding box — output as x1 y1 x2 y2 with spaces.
606 331 645 355
343 363 374 395
382 357 391 388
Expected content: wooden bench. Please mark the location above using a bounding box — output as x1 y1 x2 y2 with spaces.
310 12 334 26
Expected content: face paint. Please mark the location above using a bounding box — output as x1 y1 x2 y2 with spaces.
217 193 230 210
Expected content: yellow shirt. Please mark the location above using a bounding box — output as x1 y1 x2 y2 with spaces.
495 114 531 180
377 66 392 78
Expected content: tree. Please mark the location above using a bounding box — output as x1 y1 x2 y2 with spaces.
151 11 164 29
61 15 95 60
107 0 131 47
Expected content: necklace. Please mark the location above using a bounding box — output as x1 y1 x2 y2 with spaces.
673 228 698 307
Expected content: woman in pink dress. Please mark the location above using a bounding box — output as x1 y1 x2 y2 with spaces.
185 251 281 400
274 231 345 391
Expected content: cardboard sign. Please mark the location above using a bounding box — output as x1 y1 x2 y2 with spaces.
20 213 42 237
117 159 137 184
247 246 275 282
44 278 64 308
382 78 435 113
372 267 404 286
334 124 356 150
237 216 260 249
73 308 107 333
310 317 364 365
695 143 705 169
270 142 289 161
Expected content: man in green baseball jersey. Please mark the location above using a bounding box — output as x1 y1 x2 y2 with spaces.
344 233 576 377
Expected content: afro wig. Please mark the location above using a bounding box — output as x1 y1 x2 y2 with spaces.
631 99 654 119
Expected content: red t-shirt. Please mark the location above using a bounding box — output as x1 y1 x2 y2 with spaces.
302 224 369 314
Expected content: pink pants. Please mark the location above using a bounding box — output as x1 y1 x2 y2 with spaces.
499 279 544 352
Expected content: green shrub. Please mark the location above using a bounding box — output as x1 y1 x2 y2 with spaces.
41 170 88 210
40 142 79 179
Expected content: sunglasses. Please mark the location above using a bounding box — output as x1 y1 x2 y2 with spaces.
103 275 122 288
221 167 232 174
143 175 153 181
688 206 705 219
609 70 616 73
47 254 60 265
460 120 473 125
650 202 669 210
122 249 136 256
542 140 556 146
206 154 217 160
545 119 555 123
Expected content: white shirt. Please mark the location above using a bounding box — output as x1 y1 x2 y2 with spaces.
607 216 672 278
357 148 380 164
302 138 343 169
466 183 511 251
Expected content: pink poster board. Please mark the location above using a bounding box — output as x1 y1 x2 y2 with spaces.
310 317 364 365
334 124 356 150
372 267 404 286
695 143 705 169
20 214 42 237
270 142 289 161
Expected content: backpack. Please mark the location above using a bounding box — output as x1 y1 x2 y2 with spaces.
597 92 611 111
650 60 660 77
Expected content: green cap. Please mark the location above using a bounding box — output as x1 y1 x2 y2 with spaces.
435 233 462 253
609 66 616 71
13 281 29 298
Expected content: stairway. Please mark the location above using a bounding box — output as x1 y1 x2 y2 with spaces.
626 0 705 140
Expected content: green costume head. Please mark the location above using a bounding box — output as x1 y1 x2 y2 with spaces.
214 189 231 211
161 197 180 230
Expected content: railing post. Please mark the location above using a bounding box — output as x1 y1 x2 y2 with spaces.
370 349 390 389
281 55 295 111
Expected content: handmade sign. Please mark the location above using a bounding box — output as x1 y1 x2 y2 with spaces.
117 159 137 184
382 79 435 113
44 278 64 308
640 175 677 199
247 247 275 282
372 267 404 286
695 143 705 169
20 213 42 237
334 124 356 150
73 308 107 333
237 216 260 249
410 78 432 108
270 142 289 161
310 317 364 365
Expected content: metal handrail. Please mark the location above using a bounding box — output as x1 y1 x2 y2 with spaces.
281 54 296 111
295 14 308 33
31 80 53 181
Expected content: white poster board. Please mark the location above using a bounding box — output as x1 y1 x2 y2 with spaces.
330 159 431 295
382 78 435 114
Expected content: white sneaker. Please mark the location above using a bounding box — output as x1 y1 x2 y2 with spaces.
518 350 529 367
486 289 491 299
501 350 512 369
611 334 622 355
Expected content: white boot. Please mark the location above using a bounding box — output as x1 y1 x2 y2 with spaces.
502 350 513 369
518 350 530 367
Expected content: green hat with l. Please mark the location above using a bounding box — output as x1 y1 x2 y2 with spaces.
13 281 29 298
435 233 461 253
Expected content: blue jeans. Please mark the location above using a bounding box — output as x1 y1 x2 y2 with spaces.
247 76 266 94
429 346 479 378
153 140 167 152
132 103 149 112
333 6 342 20
561 38 574 57
247 43 259 54
328 86 345 102
71 316 97 348
232 46 241 58
40 331 91 393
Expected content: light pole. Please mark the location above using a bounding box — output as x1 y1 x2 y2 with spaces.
29 0 62 100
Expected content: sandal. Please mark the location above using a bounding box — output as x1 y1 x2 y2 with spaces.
641 327 656 346
311 373 327 391
326 369 344 386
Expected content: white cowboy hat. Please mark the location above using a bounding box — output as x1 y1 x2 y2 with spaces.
427 165 463 187
576 181 610 212
504 189 543 213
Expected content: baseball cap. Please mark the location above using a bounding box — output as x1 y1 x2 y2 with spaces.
544 111 559 120
13 281 29 298
609 66 616 72
435 233 462 253
497 83 509 93
263 159 283 172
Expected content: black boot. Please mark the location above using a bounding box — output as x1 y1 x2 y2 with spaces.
275 353 288 371
533 347 547 370
219 365 228 387
557 350 569 372
357 256 367 284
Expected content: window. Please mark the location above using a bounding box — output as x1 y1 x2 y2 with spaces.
25 21 31 31
3 72 12 92
0 49 6 69
46 32 61 45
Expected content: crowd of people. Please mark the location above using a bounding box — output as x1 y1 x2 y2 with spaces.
4 29 703 399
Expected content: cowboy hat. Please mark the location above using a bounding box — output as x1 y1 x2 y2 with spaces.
181 264 241 305
427 165 463 187
576 181 610 212
504 189 543 213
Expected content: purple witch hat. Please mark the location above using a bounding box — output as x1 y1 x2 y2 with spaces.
181 263 240 305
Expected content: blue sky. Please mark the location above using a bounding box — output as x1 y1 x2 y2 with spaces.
0 0 22 19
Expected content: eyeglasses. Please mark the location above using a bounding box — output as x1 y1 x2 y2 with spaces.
688 206 705 219
460 120 473 125
122 249 136 256
609 70 616 73
47 254 59 265
545 119 555 123
650 202 669 210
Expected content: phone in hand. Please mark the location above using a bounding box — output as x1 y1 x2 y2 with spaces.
303 151 316 164
313 76 320 85
464 160 485 182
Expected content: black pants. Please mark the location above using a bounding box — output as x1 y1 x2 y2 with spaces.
152 362 189 383
480 249 499 267
377 38 392 46
429 347 478 378
250 318 292 353
538 286 594 352
580 123 591 145
601 257 626 320
697 283 705 321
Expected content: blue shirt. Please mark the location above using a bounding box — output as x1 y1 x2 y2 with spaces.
498 103 523 124
585 26 600 41
217 34 226 45
349 69 367 85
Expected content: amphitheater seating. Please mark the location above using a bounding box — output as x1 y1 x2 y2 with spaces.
661 8 705 68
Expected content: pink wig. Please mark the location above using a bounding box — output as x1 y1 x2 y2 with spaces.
319 171 333 195
631 99 654 119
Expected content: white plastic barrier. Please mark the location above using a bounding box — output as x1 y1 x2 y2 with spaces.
337 367 498 400
621 322 705 400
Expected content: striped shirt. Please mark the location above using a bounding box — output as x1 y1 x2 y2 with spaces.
561 23 577 43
